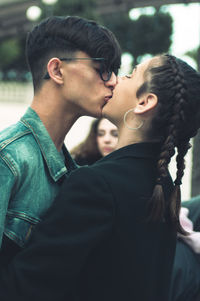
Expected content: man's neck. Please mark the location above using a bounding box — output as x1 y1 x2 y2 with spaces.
31 97 79 152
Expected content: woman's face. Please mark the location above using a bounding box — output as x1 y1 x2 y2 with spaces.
96 118 118 157
102 58 153 125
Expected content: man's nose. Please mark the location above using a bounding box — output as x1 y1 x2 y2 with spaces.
104 73 118 89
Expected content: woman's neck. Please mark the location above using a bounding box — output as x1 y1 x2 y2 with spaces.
116 126 159 150
116 127 144 150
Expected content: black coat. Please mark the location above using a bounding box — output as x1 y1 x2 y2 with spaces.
0 142 176 301
169 240 200 301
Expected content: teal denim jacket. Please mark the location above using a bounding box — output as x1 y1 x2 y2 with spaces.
0 107 77 248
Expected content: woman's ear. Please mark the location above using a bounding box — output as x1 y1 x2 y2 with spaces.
134 93 158 114
47 58 64 85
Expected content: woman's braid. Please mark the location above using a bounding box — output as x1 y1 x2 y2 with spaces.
175 141 191 186
149 55 191 233
154 55 187 185
161 54 189 185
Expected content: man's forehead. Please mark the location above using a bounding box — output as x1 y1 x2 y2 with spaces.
74 50 90 58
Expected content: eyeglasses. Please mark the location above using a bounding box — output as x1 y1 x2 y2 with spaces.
43 57 114 82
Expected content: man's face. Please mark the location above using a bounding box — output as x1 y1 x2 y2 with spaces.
61 51 118 118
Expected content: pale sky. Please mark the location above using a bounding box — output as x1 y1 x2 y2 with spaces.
163 3 200 59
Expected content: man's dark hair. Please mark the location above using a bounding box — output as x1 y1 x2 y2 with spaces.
26 16 121 91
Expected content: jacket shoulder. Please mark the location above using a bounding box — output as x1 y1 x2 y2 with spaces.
0 122 42 176
0 121 31 151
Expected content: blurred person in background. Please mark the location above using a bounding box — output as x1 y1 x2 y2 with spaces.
182 195 200 232
1 54 200 301
71 118 118 165
0 15 121 266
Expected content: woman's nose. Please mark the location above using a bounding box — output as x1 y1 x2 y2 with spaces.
103 134 111 143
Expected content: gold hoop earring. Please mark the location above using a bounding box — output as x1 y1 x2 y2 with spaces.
123 108 144 130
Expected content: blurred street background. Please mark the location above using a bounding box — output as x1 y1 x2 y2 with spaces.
0 0 200 200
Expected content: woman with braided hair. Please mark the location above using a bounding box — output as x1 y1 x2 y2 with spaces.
0 54 200 301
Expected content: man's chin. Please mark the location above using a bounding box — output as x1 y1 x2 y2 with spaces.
85 110 102 119
101 104 109 118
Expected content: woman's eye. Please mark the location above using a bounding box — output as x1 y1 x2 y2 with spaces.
111 130 118 137
97 131 104 137
125 75 131 79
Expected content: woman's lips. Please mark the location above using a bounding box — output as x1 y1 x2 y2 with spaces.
103 147 113 153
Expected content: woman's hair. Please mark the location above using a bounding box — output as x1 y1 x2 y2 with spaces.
71 118 103 165
137 54 200 233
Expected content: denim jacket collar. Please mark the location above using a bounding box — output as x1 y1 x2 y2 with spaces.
20 107 75 182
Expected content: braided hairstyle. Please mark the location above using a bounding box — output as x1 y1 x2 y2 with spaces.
137 54 200 233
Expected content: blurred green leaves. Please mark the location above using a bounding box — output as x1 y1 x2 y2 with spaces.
102 11 173 64
45 0 98 19
0 39 21 69
0 1 173 80
185 47 200 69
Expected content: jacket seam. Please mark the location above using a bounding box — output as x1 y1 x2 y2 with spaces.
21 119 66 181
21 119 49 165
0 152 18 177
0 130 31 151
4 230 25 248
7 210 41 225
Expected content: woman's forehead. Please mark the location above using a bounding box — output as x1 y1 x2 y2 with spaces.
136 56 161 79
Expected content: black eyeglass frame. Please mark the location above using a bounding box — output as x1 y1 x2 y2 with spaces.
43 57 113 82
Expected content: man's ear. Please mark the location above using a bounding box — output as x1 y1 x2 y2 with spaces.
47 58 64 84
134 93 158 114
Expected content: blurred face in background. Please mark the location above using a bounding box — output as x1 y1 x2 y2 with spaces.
96 118 118 157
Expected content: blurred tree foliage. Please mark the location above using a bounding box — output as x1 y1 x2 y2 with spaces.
53 0 97 19
0 0 173 80
0 39 21 68
102 11 173 64
185 47 200 70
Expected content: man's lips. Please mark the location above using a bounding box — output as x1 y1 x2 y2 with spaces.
104 95 112 102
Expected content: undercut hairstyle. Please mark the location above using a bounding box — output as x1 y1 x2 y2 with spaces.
137 54 200 233
26 16 121 92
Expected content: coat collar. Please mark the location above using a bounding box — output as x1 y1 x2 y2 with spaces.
100 142 162 161
20 107 77 182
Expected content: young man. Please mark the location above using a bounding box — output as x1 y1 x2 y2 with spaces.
0 15 121 264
